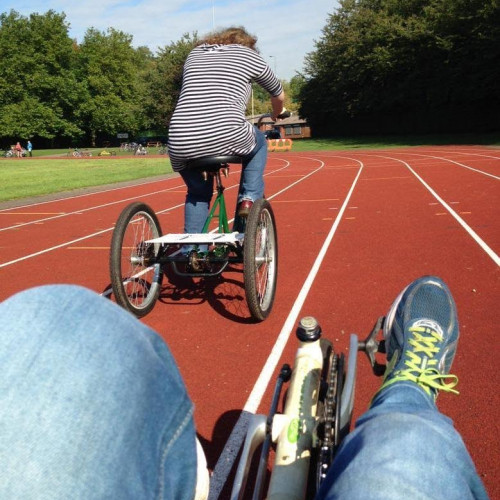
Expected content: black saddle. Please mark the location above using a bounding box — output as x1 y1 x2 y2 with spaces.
185 155 243 172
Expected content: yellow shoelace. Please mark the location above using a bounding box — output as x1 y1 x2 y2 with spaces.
382 325 459 397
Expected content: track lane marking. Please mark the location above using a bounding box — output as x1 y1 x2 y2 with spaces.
0 163 285 231
0 185 186 233
0 228 113 269
0 159 317 269
397 152 500 180
376 154 500 267
209 157 364 498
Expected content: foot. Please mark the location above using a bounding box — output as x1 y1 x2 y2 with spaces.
193 437 209 500
380 276 460 399
237 199 253 218
186 251 204 273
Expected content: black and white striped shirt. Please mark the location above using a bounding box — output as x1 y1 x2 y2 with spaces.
167 44 283 171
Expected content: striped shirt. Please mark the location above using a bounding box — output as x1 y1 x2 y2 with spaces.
167 44 283 171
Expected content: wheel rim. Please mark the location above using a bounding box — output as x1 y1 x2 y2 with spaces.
252 208 277 312
120 211 161 310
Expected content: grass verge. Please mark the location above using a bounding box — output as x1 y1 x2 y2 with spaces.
1 157 172 203
2 133 498 203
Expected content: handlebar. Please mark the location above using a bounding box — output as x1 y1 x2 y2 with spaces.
256 109 290 127
276 109 291 120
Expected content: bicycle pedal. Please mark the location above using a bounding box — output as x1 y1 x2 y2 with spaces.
378 338 386 354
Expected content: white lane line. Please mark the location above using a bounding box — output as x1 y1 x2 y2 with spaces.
0 228 112 269
404 149 500 160
244 159 363 413
0 159 297 269
0 200 186 268
403 153 500 180
377 154 500 267
0 161 292 232
0 185 185 233
209 158 363 498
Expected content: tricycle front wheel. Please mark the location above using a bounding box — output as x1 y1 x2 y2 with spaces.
243 198 278 321
109 202 163 317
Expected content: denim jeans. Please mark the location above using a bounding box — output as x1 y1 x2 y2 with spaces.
316 382 489 500
0 286 488 499
180 130 267 234
0 285 197 500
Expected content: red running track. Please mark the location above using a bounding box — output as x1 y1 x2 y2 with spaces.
1 145 498 498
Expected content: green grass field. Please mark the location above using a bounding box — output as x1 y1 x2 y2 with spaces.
1 157 172 203
2 133 498 203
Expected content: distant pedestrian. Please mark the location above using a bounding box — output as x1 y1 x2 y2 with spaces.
26 141 33 157
14 142 22 158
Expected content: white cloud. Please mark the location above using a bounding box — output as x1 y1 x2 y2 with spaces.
4 0 339 80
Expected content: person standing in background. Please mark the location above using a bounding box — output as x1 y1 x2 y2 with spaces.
14 141 22 158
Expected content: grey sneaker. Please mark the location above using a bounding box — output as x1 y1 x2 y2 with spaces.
380 276 460 399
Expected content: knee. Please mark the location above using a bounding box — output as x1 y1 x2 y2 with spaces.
0 285 161 364
1 284 186 396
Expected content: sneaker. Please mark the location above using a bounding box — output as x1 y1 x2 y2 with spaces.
237 199 253 217
380 276 459 399
193 437 209 500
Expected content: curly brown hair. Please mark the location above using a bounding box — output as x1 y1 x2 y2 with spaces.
199 26 258 51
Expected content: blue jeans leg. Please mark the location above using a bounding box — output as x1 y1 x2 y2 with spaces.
180 169 215 234
238 129 267 204
316 383 489 500
0 285 197 500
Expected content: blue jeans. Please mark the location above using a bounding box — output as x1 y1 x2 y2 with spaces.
0 285 197 500
180 130 267 234
0 286 488 499
316 382 489 500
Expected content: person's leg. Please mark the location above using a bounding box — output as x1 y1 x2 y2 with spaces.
316 276 489 500
0 285 198 500
317 384 489 500
180 169 214 233
237 129 267 207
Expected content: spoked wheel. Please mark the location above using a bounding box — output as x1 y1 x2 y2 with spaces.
243 198 278 321
110 202 163 317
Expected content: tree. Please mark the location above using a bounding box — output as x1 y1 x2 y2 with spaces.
299 0 500 135
141 33 198 131
0 10 83 145
289 75 306 104
76 27 146 146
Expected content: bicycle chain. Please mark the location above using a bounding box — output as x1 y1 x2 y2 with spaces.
317 351 338 487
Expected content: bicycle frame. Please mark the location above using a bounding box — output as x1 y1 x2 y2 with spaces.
110 156 279 321
230 317 384 499
201 167 231 234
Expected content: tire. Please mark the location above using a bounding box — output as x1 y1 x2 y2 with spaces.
243 198 278 321
110 202 163 317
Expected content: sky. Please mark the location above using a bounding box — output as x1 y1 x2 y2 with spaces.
1 0 340 81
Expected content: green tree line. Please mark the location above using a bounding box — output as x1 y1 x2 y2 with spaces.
0 10 198 148
299 0 500 135
0 10 301 149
